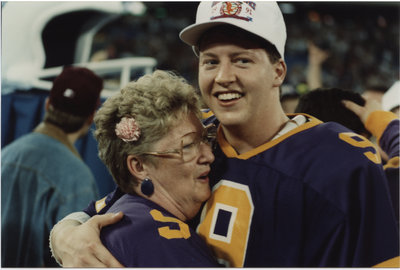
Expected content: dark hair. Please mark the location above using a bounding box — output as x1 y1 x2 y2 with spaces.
280 92 300 103
295 88 371 138
44 107 88 133
198 25 282 63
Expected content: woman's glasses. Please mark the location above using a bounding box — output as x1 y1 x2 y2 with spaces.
142 124 216 162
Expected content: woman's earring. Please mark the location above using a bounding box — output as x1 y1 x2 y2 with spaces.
141 178 154 196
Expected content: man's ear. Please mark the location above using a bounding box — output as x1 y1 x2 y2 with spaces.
45 97 50 111
127 155 147 179
85 112 95 126
273 59 287 87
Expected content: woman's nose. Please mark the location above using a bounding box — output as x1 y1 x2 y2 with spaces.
198 141 215 164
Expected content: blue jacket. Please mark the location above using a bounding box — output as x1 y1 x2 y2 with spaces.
1 122 99 267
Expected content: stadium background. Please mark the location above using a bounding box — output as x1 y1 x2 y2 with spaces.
88 1 399 93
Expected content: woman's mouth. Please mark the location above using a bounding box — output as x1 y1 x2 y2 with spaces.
198 170 210 181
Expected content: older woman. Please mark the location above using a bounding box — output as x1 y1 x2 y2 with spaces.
93 70 218 267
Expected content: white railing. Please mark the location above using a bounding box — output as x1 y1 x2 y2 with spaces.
30 57 157 97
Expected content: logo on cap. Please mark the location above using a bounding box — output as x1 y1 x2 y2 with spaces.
63 88 76 99
211 1 256 22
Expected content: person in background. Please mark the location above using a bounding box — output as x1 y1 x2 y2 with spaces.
280 41 329 114
295 87 399 222
1 67 102 267
306 41 330 90
49 1 399 267
280 85 301 114
362 84 388 105
382 80 400 117
92 70 218 266
294 88 371 138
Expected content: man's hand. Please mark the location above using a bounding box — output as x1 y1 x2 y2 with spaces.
308 42 330 67
342 97 382 124
51 212 124 267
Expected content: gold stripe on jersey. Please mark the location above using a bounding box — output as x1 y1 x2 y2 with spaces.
373 256 400 267
366 111 398 143
383 156 400 170
202 110 215 120
218 114 322 160
95 196 107 213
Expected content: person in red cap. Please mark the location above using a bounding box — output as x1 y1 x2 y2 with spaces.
1 67 103 267
49 2 399 268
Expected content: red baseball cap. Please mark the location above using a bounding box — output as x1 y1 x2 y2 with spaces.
49 66 103 117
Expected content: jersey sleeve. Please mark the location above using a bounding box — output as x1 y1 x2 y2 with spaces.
83 187 125 216
364 111 399 224
100 197 219 267
365 110 399 158
308 124 399 267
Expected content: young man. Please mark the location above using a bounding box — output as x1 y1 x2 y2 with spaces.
1 67 103 267
49 2 399 267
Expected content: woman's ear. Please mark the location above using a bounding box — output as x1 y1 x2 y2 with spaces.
273 59 287 87
127 155 147 179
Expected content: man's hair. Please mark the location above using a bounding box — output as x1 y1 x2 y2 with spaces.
295 88 371 138
198 25 282 63
94 70 202 194
44 107 89 133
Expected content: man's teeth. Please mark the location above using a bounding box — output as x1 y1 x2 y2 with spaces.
217 93 242 101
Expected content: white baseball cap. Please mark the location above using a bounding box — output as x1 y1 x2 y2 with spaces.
382 81 400 112
179 1 287 58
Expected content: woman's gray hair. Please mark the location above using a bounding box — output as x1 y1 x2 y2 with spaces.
94 70 202 193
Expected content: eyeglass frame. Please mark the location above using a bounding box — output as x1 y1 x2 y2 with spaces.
141 123 216 161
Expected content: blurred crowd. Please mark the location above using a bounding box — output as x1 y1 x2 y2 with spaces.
89 2 399 94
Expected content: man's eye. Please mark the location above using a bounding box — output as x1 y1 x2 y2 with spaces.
203 59 218 65
236 58 251 64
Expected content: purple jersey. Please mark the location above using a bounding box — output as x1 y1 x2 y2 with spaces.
100 194 218 267
198 113 398 267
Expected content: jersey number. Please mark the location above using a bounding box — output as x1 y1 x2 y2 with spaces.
339 132 381 164
197 180 254 267
150 209 191 239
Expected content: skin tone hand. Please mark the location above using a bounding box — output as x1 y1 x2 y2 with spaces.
308 41 330 66
51 212 124 267
342 97 389 161
307 41 330 90
342 96 382 125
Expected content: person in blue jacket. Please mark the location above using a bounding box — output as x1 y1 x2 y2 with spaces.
1 67 102 267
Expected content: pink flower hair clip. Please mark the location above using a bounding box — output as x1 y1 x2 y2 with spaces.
115 116 141 142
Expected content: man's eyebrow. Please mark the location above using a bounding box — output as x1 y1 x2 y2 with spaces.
199 51 218 58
